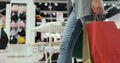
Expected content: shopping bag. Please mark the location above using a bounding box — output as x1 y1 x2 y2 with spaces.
72 15 94 59
82 21 92 63
72 30 83 59
86 20 120 63
0 28 8 49
71 19 83 59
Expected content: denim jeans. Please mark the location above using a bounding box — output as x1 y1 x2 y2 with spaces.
57 6 94 63
57 7 83 63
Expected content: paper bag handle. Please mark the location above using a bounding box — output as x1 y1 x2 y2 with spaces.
94 14 105 22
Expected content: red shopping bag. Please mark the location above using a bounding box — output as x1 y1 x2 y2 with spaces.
85 20 120 63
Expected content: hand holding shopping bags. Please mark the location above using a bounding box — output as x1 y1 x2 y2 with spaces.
84 19 120 63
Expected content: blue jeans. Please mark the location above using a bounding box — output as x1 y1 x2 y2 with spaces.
57 7 83 63
57 7 94 63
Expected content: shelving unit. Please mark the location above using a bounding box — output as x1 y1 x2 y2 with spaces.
5 0 36 56
6 0 35 44
35 0 67 22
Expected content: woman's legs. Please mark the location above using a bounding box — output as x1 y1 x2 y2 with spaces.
64 19 83 63
57 8 77 63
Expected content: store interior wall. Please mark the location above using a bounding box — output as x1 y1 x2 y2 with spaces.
0 0 120 20
0 0 120 42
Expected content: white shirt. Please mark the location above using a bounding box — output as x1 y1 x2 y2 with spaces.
71 0 75 5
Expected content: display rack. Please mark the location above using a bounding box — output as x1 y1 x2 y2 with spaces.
5 0 35 56
32 19 64 63
6 0 35 44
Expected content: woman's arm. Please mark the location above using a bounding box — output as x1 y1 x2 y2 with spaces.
92 0 104 15
67 0 73 16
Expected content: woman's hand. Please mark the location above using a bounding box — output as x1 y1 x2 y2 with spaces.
92 0 104 15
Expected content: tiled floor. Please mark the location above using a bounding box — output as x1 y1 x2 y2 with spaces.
0 44 60 63
0 52 42 63
0 45 44 63
0 44 82 63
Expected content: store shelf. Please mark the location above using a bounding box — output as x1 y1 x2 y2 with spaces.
35 0 67 3
0 0 67 3
41 10 67 13
42 17 67 20
104 1 120 4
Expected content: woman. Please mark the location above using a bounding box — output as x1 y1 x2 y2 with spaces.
57 0 104 63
